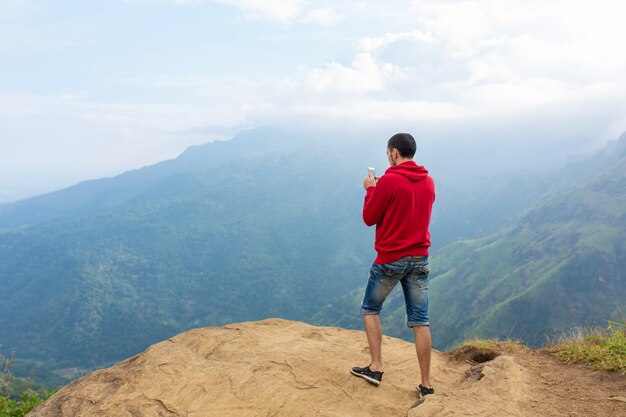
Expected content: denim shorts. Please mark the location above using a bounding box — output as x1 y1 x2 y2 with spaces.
360 256 430 327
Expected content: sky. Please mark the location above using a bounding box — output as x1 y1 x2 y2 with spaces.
2 0 626 202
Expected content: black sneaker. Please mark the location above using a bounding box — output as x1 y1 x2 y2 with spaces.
418 384 435 397
351 365 383 385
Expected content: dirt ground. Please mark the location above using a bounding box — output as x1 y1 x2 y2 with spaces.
513 348 626 417
428 344 626 417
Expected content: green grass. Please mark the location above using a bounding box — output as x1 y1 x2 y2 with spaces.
549 321 626 373
462 338 524 353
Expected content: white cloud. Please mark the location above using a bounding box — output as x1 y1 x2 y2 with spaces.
169 0 341 25
306 53 406 95
409 0 626 78
358 31 436 53
213 0 308 22
281 0 626 130
302 7 342 25
160 0 308 22
305 0 626 121
86 0 626 133
302 29 438 97
171 0 205 4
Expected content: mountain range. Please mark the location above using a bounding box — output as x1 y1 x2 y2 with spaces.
1 128 624 388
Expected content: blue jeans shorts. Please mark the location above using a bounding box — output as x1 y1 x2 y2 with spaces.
360 256 430 327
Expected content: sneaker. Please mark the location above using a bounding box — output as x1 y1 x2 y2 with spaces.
418 384 435 397
351 365 383 385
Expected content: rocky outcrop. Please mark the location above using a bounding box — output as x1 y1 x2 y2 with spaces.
27 319 625 416
30 319 470 416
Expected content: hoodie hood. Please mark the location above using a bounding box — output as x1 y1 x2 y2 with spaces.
385 160 429 182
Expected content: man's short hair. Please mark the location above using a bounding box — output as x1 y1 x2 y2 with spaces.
387 133 416 158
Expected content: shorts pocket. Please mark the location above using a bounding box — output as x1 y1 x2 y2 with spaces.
379 262 406 276
419 264 430 274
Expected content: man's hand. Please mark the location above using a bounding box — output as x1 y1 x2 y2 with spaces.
363 174 377 189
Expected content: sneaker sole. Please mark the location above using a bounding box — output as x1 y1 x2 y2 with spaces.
416 385 434 396
351 369 381 385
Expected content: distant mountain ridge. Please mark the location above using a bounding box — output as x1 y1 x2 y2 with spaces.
0 128 296 229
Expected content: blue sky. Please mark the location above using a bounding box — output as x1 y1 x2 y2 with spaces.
2 0 626 202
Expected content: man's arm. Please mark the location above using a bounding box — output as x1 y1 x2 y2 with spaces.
362 176 389 226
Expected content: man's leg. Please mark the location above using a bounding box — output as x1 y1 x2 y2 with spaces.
413 325 432 388
363 314 383 372
401 258 433 389
353 263 401 384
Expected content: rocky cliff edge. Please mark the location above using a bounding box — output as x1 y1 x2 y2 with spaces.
28 318 626 417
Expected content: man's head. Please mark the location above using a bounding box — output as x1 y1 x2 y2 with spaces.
387 133 416 166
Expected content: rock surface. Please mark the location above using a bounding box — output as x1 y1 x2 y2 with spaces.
28 319 626 417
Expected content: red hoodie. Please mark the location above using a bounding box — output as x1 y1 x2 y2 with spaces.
363 161 435 264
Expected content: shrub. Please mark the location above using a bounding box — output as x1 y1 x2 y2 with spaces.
1 350 53 417
0 390 52 417
549 321 626 373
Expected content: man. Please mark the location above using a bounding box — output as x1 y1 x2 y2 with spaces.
350 133 436 398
